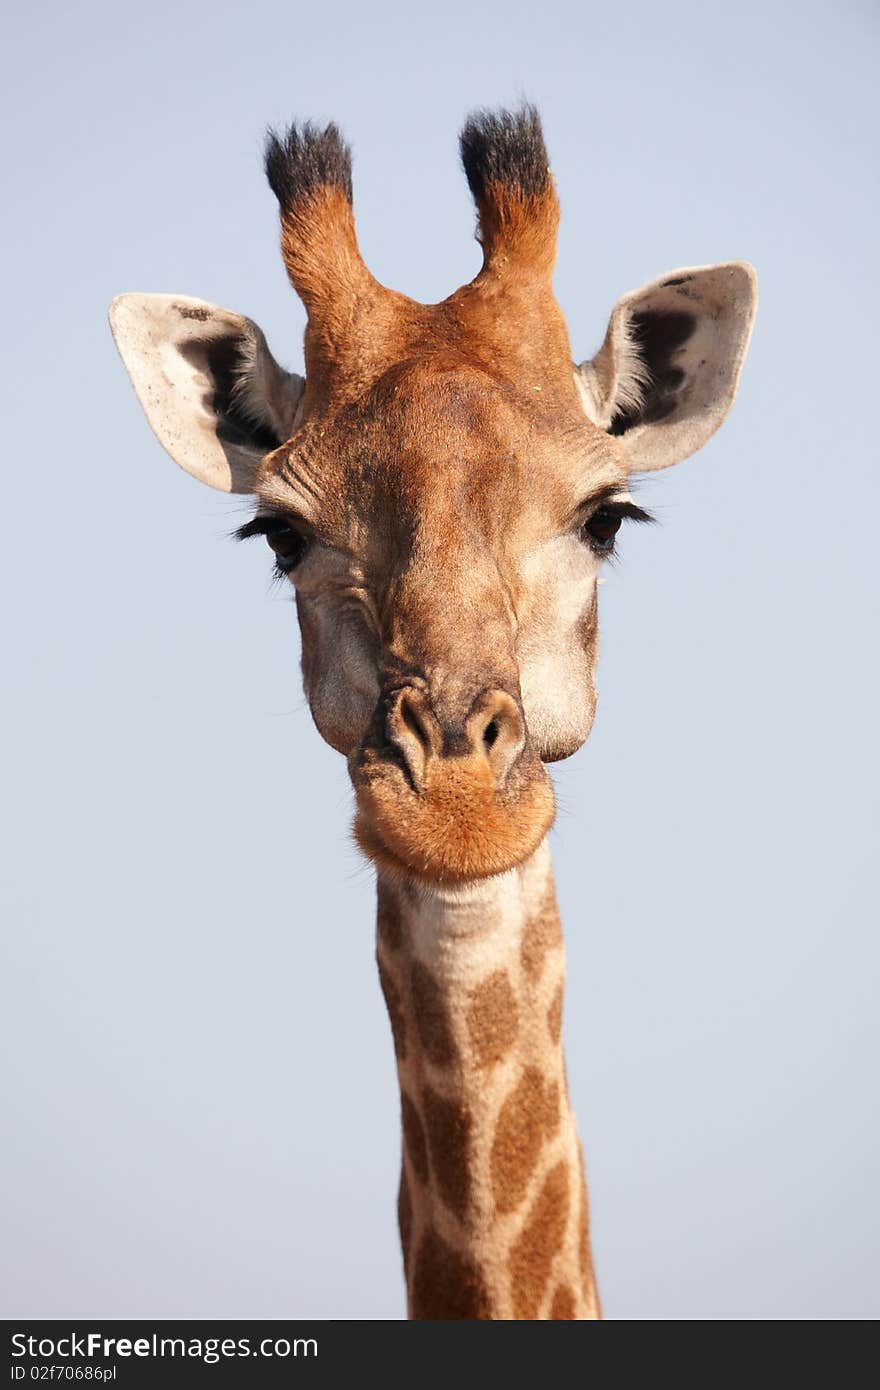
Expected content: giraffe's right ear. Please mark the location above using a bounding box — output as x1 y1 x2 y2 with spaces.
109 294 305 493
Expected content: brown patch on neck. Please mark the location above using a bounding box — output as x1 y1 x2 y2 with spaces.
377 882 404 951
401 1092 429 1185
550 1284 577 1320
491 1068 556 1215
465 970 519 1068
521 885 563 980
421 1086 472 1220
410 962 457 1065
411 1228 493 1320
509 1160 570 1319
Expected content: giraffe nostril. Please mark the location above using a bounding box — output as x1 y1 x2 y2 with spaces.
383 686 441 793
469 691 526 789
401 693 432 751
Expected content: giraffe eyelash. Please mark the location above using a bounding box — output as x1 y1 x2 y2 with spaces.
584 500 655 526
233 512 307 542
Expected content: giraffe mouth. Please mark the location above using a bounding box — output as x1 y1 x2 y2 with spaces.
351 751 555 885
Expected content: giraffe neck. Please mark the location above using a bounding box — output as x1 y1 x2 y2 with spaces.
376 838 600 1320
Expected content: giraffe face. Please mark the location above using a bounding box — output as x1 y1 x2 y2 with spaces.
249 356 635 882
110 109 757 885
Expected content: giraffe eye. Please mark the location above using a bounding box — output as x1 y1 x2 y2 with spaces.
579 498 655 556
264 522 308 572
233 512 313 574
582 507 623 554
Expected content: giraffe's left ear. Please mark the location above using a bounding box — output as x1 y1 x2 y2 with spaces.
575 262 758 472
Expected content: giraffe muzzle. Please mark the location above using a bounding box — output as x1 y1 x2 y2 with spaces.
350 682 555 885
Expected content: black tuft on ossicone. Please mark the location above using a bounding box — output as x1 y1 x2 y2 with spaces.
264 121 353 208
459 104 550 202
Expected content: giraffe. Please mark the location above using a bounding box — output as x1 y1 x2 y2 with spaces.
109 106 757 1319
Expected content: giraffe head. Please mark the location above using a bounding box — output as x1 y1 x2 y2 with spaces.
110 107 756 886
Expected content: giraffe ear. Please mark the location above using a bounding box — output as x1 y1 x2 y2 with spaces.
109 294 305 493
575 262 758 472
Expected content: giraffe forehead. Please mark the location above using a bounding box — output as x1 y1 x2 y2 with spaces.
262 352 618 533
355 366 606 490
346 364 551 497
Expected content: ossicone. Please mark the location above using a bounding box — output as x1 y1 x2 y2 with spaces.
459 103 560 282
263 120 372 319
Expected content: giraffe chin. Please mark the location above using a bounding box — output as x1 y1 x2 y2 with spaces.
352 755 556 886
